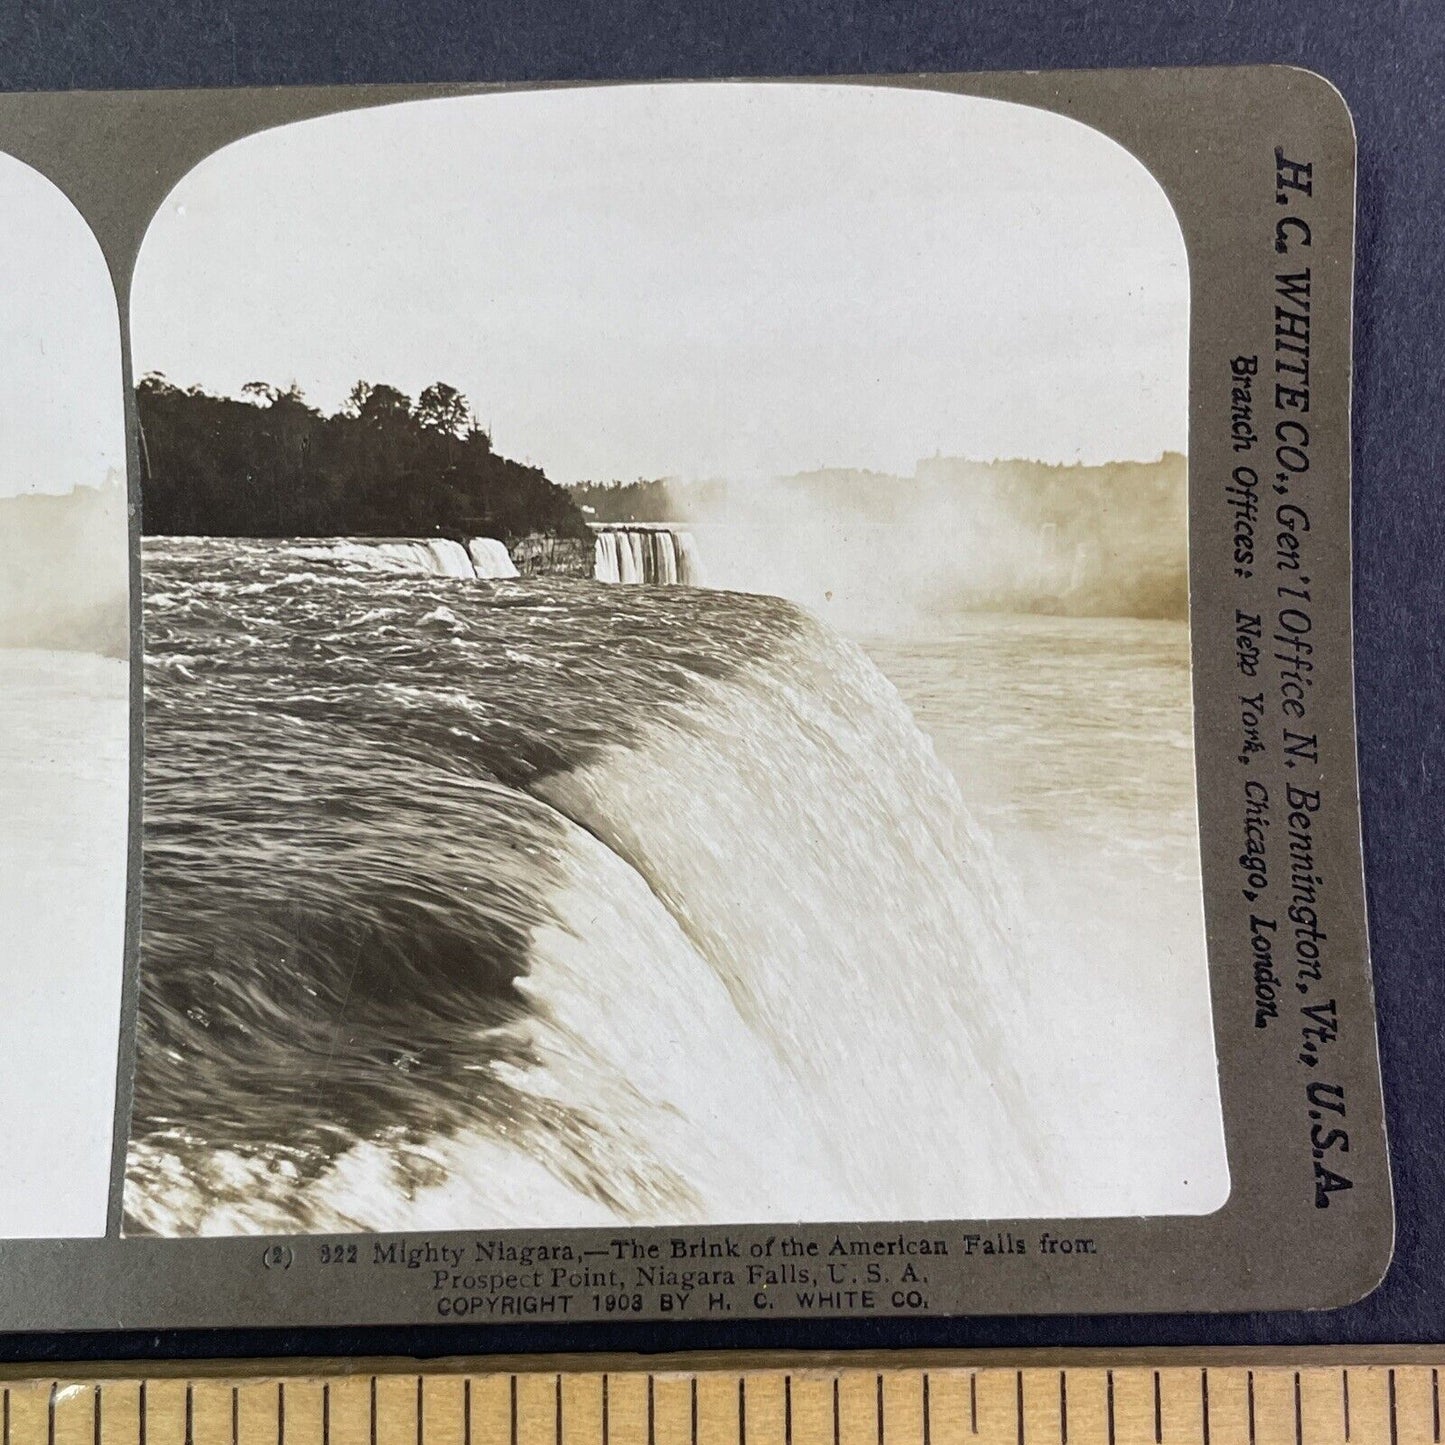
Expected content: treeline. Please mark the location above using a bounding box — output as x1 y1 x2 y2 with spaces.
570 476 731 522
138 376 590 542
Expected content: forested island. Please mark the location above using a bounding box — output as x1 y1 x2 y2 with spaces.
137 376 590 542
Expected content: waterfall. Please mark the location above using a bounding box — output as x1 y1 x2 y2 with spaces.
591 525 704 586
594 532 621 584
293 537 518 581
423 539 479 578
130 541 1067 1233
467 538 520 580
364 541 439 574
674 530 702 585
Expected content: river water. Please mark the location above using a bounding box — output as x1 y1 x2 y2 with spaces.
865 618 1223 1216
125 537 1226 1235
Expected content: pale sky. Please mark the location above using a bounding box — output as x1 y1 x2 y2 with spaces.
0 153 126 498
133 83 1188 484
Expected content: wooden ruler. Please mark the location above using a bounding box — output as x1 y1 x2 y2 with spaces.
0 1359 1441 1445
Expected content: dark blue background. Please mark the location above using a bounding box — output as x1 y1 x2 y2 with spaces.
1 0 1440 1361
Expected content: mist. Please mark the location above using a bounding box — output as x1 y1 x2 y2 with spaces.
671 454 1188 639
0 484 129 656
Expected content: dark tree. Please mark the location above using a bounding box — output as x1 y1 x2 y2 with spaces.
136 375 590 542
415 382 473 439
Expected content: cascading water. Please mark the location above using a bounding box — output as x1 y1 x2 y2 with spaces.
593 525 703 586
467 538 520 580
422 539 478 579
292 537 518 581
125 535 1069 1235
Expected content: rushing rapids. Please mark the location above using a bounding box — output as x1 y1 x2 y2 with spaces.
124 535 1058 1235
593 525 704 586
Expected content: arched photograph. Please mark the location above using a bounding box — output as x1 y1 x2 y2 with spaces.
0 151 130 1238
122 83 1227 1236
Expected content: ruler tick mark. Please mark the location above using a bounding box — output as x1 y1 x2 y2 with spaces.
68 1365 1439 1445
